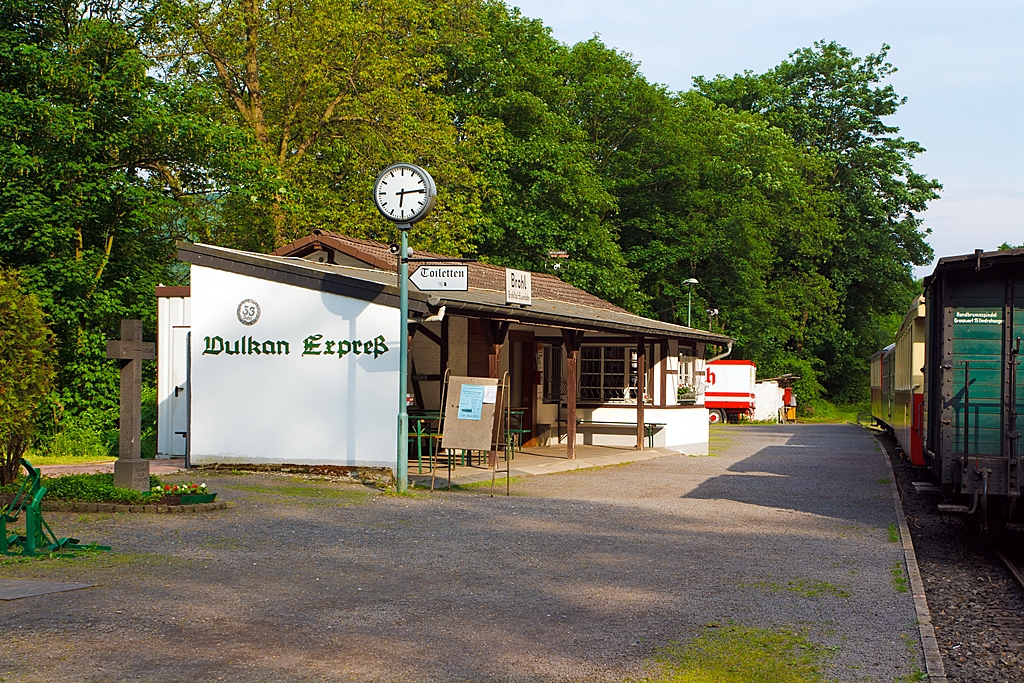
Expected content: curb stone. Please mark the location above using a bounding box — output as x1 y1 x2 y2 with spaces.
41 501 229 514
875 433 948 683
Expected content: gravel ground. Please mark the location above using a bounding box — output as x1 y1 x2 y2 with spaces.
1 424 920 682
885 430 1024 682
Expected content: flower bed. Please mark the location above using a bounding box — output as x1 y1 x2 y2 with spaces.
0 473 216 508
153 482 216 505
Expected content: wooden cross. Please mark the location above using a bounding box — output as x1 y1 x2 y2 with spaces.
106 320 156 490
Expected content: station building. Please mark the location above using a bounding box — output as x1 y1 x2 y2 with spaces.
156 230 732 473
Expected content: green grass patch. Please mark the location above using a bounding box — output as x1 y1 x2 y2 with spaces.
19 454 118 466
228 483 370 503
876 477 892 485
448 477 525 491
742 578 850 599
1 473 162 505
891 559 909 593
647 624 827 683
0 551 188 572
887 523 900 543
797 401 867 424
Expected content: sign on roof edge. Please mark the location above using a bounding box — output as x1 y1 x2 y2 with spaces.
505 268 532 306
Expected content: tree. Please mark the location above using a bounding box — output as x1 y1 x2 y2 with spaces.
153 0 486 256
0 0 213 417
695 42 941 401
435 6 643 308
0 268 54 485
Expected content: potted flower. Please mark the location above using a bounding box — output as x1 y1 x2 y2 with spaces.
152 482 217 505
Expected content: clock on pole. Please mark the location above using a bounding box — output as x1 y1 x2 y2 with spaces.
372 163 436 494
373 163 436 225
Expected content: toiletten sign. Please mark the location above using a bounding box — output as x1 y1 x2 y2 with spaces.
505 268 532 306
410 265 468 292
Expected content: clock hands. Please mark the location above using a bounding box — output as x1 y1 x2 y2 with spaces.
395 187 427 208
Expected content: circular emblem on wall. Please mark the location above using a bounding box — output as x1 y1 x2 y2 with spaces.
236 299 261 326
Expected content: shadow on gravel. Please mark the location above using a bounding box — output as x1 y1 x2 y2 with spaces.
682 424 895 525
0 425 917 683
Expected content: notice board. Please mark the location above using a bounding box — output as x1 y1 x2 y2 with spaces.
441 376 500 452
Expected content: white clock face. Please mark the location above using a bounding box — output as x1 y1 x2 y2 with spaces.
373 164 436 223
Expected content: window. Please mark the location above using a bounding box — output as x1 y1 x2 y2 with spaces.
579 345 653 403
543 345 563 403
678 348 701 402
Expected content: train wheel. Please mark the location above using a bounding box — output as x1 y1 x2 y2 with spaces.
708 409 725 424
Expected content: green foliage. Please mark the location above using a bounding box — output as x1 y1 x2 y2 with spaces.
696 42 940 402
436 12 643 308
39 473 163 505
153 0 486 256
0 0 214 422
31 410 115 463
0 268 55 484
1 1 941 417
742 578 850 598
648 624 826 682
891 559 909 593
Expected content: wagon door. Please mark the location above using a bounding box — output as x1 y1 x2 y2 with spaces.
951 282 1011 496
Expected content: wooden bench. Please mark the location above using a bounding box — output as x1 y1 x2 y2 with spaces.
575 420 665 448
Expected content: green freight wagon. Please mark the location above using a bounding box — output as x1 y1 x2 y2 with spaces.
922 248 1024 526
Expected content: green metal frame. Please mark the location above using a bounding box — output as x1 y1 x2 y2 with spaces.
1 461 111 556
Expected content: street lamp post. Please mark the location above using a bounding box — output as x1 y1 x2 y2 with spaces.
683 278 699 327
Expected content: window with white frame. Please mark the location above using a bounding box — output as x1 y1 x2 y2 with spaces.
579 345 653 403
678 348 700 401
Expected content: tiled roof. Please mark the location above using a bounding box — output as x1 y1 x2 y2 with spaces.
179 241 733 344
273 229 626 314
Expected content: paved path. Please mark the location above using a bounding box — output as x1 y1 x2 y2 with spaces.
1 425 921 682
410 444 676 487
37 458 186 477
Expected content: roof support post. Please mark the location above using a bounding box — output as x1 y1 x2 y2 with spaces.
440 316 449 376
660 339 669 407
561 329 584 460
482 320 510 467
636 335 646 450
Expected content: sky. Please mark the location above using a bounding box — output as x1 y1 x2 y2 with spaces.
509 0 1024 278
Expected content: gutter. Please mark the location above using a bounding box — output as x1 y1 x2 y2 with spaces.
707 341 733 362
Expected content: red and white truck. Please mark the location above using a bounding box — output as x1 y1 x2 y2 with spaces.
704 360 757 424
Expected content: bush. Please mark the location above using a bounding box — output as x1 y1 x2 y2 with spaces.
40 473 163 505
0 269 55 485
33 410 116 461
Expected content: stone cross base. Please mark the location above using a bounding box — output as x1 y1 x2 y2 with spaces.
114 459 151 492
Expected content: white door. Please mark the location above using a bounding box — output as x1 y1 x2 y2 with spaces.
169 327 190 456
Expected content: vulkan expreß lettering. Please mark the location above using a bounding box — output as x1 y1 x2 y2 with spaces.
302 334 389 358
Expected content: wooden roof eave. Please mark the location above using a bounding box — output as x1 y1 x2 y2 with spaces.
437 299 731 344
178 241 432 315
178 241 733 345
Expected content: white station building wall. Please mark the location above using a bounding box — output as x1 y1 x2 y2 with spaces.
189 266 401 469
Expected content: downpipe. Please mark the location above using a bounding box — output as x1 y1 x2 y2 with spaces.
707 341 733 363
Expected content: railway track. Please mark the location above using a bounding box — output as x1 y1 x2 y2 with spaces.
886 432 1024 681
992 542 1024 595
